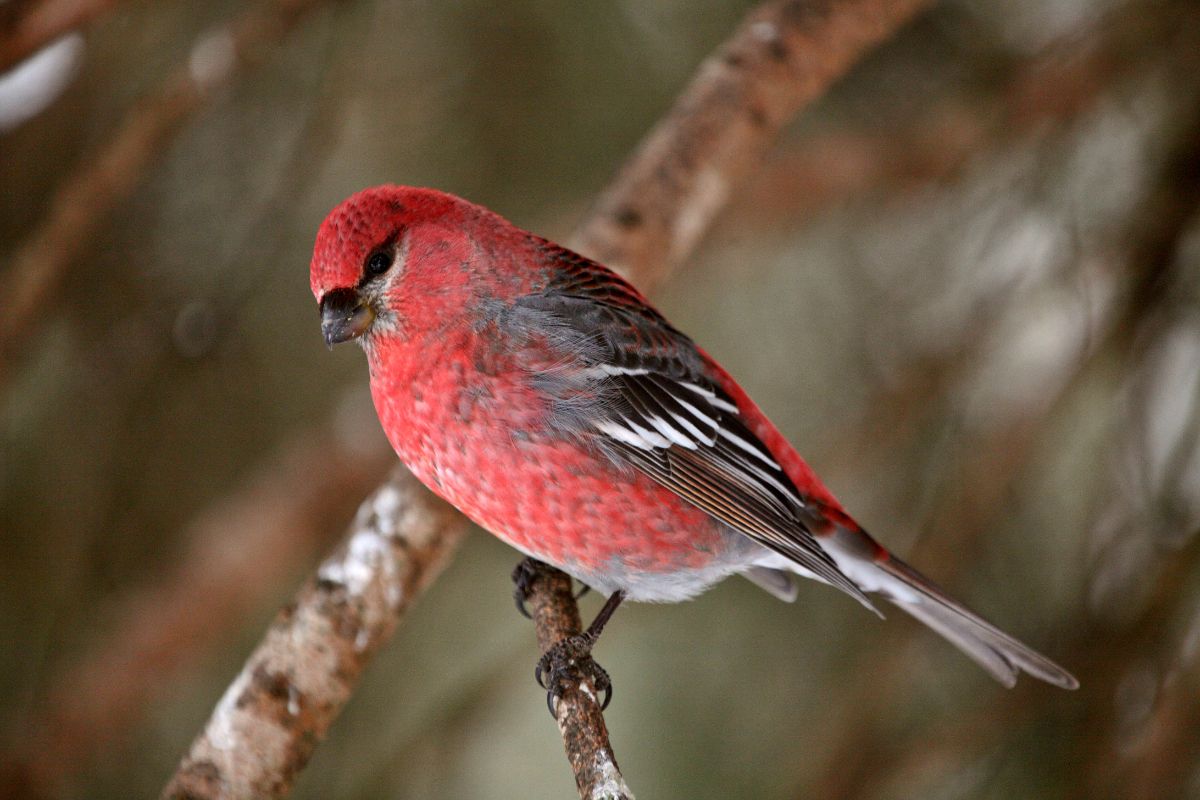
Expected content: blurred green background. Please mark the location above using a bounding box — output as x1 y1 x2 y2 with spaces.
3 0 1200 797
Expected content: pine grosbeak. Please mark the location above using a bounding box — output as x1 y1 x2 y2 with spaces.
311 185 1077 701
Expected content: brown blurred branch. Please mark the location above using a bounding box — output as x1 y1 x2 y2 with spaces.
162 469 470 799
162 0 936 796
804 71 1200 800
571 0 935 286
1 16 377 793
0 421 392 798
0 0 119 72
0 0 334 388
729 0 1199 232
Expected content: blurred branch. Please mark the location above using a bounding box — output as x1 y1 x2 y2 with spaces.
161 0 936 796
0 0 119 72
0 422 392 798
851 537 1200 800
0 0 335 389
570 0 935 286
730 0 1177 232
162 469 470 800
1 14 377 792
804 72 1200 800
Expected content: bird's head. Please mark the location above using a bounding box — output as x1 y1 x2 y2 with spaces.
310 185 499 348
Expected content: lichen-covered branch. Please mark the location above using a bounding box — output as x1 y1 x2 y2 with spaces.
161 469 470 800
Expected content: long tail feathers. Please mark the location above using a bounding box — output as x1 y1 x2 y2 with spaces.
877 556 1078 690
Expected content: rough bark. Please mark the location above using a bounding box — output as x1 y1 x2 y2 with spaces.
162 470 470 799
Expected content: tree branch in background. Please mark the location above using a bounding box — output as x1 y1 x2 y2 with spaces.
161 0 936 796
0 0 335 388
571 0 935 285
162 469 470 800
806 73 1200 800
0 0 120 72
0 420 392 798
1 13 382 790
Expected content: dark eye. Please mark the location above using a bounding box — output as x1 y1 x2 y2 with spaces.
365 249 393 277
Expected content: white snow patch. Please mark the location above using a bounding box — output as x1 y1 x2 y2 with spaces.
371 484 403 536
0 34 83 132
316 483 408 603
589 752 635 800
318 527 395 599
208 669 252 751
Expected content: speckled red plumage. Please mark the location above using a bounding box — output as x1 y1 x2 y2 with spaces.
309 185 1078 688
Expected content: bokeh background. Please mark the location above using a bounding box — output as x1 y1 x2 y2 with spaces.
3 0 1200 797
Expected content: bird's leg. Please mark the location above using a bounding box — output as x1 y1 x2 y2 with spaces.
536 591 625 713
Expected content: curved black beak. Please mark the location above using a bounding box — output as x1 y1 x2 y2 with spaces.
320 288 375 346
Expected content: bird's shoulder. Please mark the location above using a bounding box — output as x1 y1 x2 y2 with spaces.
509 236 710 382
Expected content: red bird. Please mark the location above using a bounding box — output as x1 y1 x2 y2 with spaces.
311 185 1077 700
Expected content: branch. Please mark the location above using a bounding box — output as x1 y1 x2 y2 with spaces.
0 0 334 388
524 568 633 800
163 0 935 796
805 66 1200 800
1 420 391 797
161 469 470 800
571 0 935 287
0 0 120 73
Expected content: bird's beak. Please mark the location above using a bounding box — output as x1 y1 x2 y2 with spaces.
320 288 375 346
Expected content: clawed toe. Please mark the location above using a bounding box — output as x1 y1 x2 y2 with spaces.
511 557 549 619
535 634 612 716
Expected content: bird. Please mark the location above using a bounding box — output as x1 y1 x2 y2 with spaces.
310 185 1078 704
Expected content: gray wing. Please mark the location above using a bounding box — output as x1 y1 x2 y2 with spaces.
509 267 871 608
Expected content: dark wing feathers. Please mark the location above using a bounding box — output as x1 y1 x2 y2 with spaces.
515 242 870 607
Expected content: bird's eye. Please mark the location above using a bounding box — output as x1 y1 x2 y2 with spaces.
365 249 393 277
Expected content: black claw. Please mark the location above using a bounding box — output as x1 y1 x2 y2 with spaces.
511 557 546 620
575 583 591 600
534 633 613 718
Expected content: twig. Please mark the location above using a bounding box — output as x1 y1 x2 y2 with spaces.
161 469 470 800
524 568 633 800
0 0 119 72
162 0 936 796
0 0 334 388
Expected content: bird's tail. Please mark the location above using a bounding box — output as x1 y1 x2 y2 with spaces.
872 554 1078 689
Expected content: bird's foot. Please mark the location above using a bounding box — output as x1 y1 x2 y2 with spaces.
535 632 612 716
511 557 589 618
511 557 552 619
